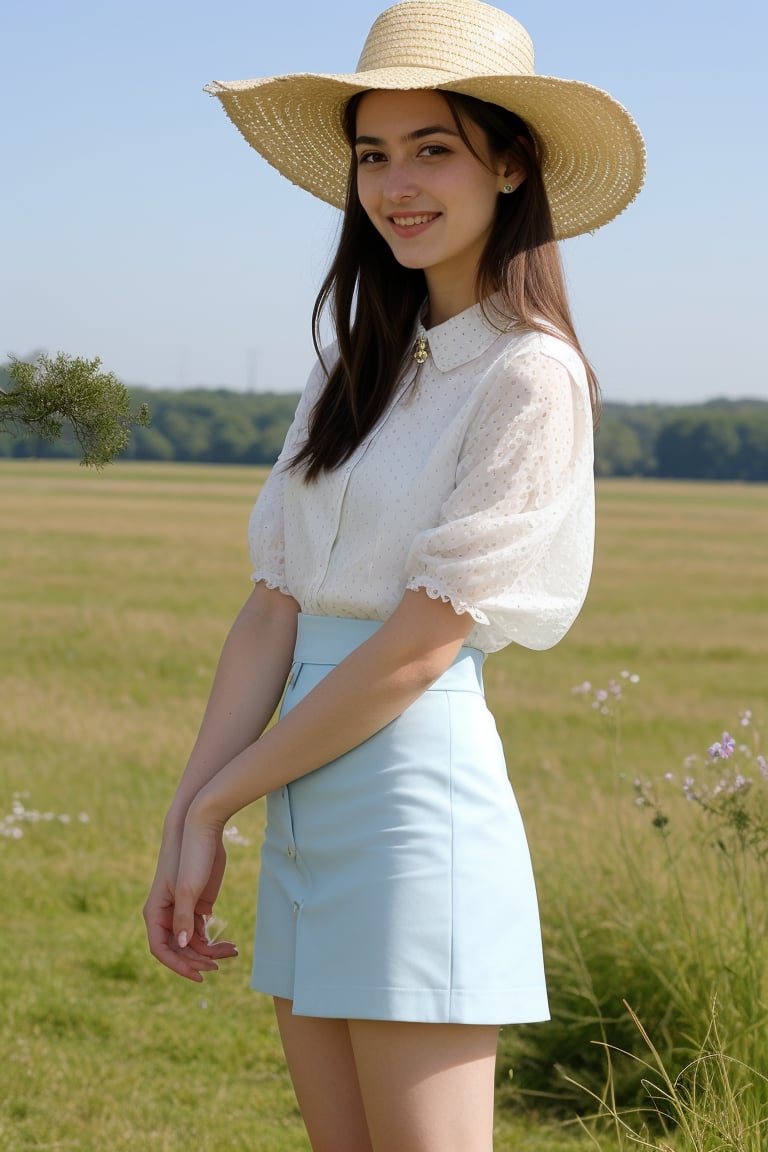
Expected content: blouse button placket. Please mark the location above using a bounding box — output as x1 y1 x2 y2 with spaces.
309 440 370 602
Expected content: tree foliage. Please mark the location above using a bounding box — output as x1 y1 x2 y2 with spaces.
596 399 768 482
0 353 150 467
122 388 299 465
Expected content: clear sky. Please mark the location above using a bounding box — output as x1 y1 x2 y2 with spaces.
2 0 766 404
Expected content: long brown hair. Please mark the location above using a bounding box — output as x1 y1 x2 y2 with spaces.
291 89 599 479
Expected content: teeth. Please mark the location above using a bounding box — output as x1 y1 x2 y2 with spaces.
392 214 436 226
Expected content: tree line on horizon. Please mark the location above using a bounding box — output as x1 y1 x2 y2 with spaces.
596 398 768 481
1 362 767 481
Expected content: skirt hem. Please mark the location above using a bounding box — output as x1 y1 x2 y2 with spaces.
251 966 550 1025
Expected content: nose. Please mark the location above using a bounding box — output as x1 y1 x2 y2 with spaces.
382 159 419 202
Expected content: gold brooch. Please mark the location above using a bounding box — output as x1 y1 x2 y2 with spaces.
413 334 429 365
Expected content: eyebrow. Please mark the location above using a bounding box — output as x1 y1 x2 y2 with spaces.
354 124 461 147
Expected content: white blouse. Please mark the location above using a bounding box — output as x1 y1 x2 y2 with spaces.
248 303 595 654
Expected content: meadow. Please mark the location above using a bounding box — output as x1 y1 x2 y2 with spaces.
1 460 766 1151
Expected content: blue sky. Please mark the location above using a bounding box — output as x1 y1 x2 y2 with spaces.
2 0 766 403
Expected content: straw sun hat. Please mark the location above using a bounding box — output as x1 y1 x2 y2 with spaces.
204 0 645 239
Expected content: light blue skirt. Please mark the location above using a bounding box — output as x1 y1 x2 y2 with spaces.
251 614 549 1025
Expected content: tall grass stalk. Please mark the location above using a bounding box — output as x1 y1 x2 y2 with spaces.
566 1000 768 1152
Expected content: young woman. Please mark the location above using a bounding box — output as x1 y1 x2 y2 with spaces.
144 2 644 1148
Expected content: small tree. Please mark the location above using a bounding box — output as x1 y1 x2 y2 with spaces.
0 353 150 467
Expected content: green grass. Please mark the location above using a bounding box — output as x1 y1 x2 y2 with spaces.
1 461 767 1150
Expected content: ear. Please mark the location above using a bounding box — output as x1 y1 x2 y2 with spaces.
496 159 526 194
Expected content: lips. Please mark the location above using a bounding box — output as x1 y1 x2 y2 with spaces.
390 213 440 226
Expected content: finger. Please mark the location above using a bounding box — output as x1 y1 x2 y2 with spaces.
146 911 221 980
148 934 216 981
207 939 239 959
190 912 238 959
172 881 201 951
189 938 239 960
174 840 218 949
176 946 220 973
156 930 224 978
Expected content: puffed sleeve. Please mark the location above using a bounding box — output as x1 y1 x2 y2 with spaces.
247 356 327 591
404 338 595 652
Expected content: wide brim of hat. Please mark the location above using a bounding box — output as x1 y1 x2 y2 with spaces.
205 68 646 239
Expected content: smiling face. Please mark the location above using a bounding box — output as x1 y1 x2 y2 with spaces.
354 89 516 324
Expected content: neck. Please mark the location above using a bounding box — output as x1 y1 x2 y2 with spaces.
425 275 480 328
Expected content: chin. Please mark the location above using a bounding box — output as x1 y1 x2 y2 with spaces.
386 248 430 271
393 259 428 272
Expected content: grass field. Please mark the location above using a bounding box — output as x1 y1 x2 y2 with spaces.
1 460 766 1151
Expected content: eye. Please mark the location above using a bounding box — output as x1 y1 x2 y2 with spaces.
357 150 386 165
419 144 450 158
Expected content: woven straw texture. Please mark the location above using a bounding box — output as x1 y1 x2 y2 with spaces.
204 0 645 238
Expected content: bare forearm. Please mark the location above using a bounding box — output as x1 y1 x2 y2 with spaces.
192 590 475 824
165 584 299 825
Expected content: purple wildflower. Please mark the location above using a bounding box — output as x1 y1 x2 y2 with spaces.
708 732 736 760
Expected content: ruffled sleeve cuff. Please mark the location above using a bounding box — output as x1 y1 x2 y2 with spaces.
404 577 490 627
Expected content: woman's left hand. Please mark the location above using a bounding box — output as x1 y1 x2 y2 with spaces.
144 812 238 982
171 798 236 963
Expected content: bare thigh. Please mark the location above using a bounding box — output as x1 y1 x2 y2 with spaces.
273 997 373 1152
348 1018 499 1152
276 1000 499 1152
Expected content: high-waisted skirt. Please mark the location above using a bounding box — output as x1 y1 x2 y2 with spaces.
250 614 549 1025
